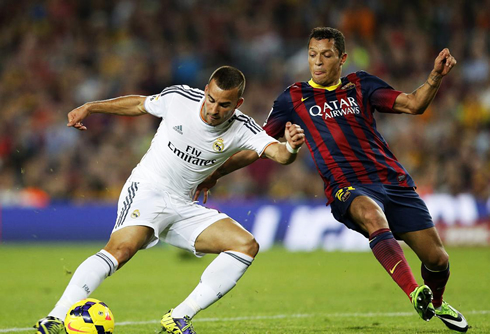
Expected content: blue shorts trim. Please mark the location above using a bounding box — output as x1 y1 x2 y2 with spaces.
330 184 434 238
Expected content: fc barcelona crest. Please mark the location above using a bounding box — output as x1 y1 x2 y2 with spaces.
213 138 225 152
335 186 356 202
341 82 355 90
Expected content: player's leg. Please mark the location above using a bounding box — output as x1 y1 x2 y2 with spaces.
35 180 159 333
398 227 448 306
35 225 154 334
383 185 468 327
348 195 435 320
399 228 468 332
161 217 258 333
348 196 420 298
104 225 155 267
175 218 258 317
194 216 258 254
48 225 154 320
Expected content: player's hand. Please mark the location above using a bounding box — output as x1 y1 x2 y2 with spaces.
434 48 457 77
67 104 90 131
284 122 305 150
193 176 218 204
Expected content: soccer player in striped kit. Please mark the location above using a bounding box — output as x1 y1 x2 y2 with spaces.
34 66 305 334
195 28 468 332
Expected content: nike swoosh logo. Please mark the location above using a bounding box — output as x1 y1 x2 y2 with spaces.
301 97 309 102
389 260 402 274
436 314 467 329
67 321 90 333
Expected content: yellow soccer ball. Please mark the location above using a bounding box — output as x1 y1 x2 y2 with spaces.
64 298 115 334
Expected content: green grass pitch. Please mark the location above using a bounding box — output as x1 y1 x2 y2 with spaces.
1 244 489 333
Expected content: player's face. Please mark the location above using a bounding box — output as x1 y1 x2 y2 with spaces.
202 79 244 126
308 38 347 87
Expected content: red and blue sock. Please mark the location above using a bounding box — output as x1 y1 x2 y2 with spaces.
421 263 450 308
369 228 418 299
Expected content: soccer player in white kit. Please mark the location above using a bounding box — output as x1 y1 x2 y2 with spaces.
34 66 305 334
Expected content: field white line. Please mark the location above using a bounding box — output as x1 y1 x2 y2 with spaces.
2 310 489 333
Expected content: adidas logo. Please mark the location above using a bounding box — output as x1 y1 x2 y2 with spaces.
173 125 183 134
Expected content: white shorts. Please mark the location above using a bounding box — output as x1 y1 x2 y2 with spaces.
113 179 229 257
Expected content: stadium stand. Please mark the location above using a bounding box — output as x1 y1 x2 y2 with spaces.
0 0 488 206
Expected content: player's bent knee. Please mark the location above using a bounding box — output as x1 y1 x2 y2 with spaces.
246 237 260 257
230 235 259 257
349 197 388 233
104 243 139 267
358 210 388 233
104 226 153 267
425 249 449 271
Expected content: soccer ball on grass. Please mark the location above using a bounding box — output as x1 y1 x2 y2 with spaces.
64 298 114 334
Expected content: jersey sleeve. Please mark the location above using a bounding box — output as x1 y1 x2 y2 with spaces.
144 86 177 118
357 71 402 113
370 88 403 113
262 89 294 139
235 113 279 156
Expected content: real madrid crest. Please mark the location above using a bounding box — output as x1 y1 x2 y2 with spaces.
213 138 224 152
131 209 140 218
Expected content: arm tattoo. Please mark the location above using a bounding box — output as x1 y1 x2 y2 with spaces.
425 80 439 89
426 73 442 89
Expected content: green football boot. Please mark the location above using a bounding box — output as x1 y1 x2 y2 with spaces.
160 309 196 334
34 316 66 334
410 285 436 321
435 301 468 332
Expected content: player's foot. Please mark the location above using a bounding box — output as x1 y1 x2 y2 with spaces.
435 301 468 332
160 309 196 334
410 285 435 321
33 316 66 334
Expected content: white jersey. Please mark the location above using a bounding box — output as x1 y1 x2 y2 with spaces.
129 85 278 200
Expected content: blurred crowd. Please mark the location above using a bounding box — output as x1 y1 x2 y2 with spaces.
0 0 489 206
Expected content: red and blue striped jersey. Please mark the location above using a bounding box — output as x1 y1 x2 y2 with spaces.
263 71 415 204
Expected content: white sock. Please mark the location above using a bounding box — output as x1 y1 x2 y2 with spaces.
48 250 118 320
172 251 253 319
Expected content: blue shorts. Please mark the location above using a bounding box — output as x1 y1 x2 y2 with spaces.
330 184 434 238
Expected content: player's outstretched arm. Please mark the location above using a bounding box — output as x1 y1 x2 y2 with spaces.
262 122 305 165
67 95 147 131
393 48 457 115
